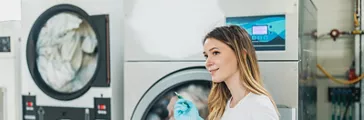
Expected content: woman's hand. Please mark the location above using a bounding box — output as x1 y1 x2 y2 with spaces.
173 98 204 120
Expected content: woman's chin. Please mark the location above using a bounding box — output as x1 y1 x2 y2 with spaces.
212 77 224 83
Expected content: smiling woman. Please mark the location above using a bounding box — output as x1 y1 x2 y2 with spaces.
203 39 238 83
173 25 280 120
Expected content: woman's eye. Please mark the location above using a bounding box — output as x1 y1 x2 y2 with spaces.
213 51 220 55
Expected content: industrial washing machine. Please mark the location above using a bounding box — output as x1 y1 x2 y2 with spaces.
223 0 318 119
124 0 317 120
124 0 224 119
0 21 21 120
21 0 124 120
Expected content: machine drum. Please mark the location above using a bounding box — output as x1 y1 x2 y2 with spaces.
26 4 109 100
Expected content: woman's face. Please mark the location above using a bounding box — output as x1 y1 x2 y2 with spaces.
203 38 239 83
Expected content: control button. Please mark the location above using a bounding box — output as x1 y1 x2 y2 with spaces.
257 36 262 40
252 36 257 40
98 104 106 110
24 115 36 120
264 36 268 40
27 102 33 107
97 110 107 115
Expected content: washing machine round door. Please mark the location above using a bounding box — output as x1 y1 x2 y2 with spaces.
26 4 101 100
132 67 212 120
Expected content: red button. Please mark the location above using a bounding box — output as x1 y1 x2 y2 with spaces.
98 104 106 110
27 102 33 107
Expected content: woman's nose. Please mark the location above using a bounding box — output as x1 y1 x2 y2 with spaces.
205 58 213 67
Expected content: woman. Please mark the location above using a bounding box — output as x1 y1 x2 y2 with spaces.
173 25 280 120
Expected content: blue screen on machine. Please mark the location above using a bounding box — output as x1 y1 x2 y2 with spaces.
226 15 286 51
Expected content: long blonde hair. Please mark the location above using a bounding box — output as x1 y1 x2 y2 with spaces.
203 25 279 120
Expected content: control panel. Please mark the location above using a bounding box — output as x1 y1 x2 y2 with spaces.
22 95 37 120
22 95 111 120
94 97 111 120
0 36 11 52
226 15 286 51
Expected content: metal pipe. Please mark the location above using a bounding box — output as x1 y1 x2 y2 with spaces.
355 0 360 27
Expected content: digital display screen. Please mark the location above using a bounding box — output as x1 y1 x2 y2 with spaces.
252 26 268 35
226 14 286 51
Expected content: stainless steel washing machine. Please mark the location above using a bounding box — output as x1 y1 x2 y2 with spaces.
123 0 317 119
124 0 224 119
21 0 124 120
124 0 316 120
0 20 21 120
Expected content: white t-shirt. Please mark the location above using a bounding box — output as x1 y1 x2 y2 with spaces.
220 92 279 120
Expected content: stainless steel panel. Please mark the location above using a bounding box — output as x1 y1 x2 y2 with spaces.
0 88 5 120
278 107 296 120
298 0 318 120
259 61 299 108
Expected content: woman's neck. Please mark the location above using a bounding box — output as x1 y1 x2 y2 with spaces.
224 71 248 108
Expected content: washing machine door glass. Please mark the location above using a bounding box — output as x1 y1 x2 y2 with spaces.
36 12 98 93
131 68 212 120
146 81 211 120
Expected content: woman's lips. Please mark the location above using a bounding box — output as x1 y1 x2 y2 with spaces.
209 68 219 75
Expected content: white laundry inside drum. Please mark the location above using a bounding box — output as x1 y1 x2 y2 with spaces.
36 12 98 93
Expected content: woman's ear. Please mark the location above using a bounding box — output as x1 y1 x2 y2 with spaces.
242 49 247 58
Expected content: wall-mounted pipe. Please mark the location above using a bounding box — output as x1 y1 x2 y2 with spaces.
315 0 364 86
355 0 360 28
325 29 364 41
318 0 362 41
316 64 364 85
